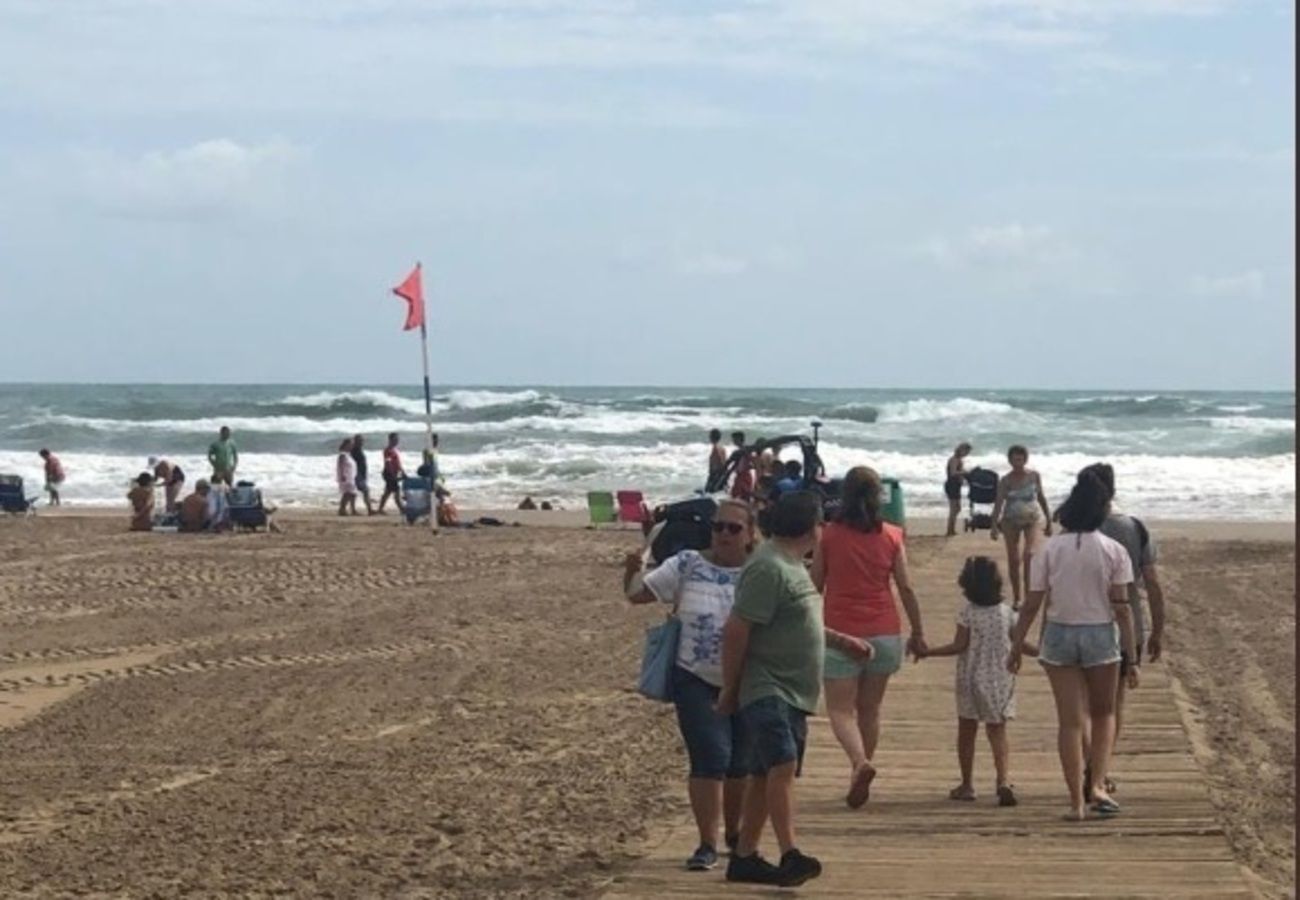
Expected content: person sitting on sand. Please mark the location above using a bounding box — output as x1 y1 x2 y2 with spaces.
518 496 538 511
919 556 1036 806
719 492 873 888
991 445 1052 609
1007 466 1138 822
944 442 972 537
624 499 756 872
773 460 802 496
38 448 64 506
336 438 359 516
179 480 211 533
127 472 155 532
810 467 926 810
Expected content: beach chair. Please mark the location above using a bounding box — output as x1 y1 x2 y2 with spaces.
401 477 433 525
0 475 37 516
228 481 269 531
586 491 617 526
616 490 648 526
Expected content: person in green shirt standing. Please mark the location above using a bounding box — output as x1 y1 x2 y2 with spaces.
718 491 871 888
208 426 239 487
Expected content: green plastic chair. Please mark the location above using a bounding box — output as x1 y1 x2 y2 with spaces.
587 491 617 526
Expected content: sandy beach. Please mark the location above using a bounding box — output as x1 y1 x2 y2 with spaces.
0 511 1292 897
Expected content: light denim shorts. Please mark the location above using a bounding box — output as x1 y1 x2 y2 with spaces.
824 635 903 679
1039 621 1121 669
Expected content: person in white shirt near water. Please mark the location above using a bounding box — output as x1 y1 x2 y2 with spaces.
1007 466 1139 822
990 445 1052 609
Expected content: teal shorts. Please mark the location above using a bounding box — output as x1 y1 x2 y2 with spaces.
824 635 903 679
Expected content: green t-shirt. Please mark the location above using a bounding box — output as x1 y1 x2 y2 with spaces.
209 439 238 471
732 541 824 714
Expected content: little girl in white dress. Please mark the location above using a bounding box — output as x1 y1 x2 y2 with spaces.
923 556 1037 806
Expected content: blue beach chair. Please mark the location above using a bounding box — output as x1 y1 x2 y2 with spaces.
0 475 37 516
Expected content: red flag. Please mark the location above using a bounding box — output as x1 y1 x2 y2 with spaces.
392 263 425 331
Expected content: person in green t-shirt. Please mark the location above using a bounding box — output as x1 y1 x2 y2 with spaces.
207 426 239 486
718 491 872 888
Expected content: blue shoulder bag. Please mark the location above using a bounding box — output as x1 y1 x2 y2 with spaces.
637 611 681 703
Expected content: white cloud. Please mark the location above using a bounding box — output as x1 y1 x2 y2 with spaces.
78 139 302 220
923 223 1077 268
1189 270 1266 297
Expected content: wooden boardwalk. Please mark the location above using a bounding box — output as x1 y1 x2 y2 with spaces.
604 535 1256 898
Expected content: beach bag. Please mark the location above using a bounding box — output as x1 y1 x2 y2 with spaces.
637 614 680 703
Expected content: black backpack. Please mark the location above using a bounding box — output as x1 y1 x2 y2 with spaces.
649 497 716 566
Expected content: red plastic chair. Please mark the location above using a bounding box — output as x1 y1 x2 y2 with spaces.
616 490 647 525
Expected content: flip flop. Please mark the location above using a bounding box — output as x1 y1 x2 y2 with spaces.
847 762 877 808
948 785 976 802
996 785 1018 807
1091 797 1121 817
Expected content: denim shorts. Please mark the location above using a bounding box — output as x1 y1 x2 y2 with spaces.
737 695 808 777
671 666 746 781
824 635 903 679
1040 621 1121 669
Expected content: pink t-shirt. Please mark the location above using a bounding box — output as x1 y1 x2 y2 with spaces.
1030 531 1133 626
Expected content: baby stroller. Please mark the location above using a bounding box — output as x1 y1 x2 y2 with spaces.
0 475 37 516
964 467 999 532
401 476 433 525
229 481 270 531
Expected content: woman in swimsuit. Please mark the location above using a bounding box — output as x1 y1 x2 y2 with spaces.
990 445 1051 609
944 442 972 537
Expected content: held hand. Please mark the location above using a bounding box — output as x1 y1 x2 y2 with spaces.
842 637 875 663
1147 632 1163 663
1126 665 1140 690
907 634 928 662
1007 647 1022 675
715 688 738 716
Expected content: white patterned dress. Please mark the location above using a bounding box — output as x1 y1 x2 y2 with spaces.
955 601 1017 723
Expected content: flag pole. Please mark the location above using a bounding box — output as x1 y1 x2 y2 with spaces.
419 314 438 535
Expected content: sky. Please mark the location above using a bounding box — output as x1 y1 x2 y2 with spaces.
0 0 1294 390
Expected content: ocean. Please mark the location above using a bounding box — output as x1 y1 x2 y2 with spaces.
0 385 1293 520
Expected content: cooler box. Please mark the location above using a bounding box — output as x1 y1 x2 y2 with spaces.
880 477 905 527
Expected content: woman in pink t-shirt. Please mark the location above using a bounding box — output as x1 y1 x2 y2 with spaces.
811 466 927 809
1008 466 1138 822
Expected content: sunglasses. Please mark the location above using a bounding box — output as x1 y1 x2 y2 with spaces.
712 521 745 535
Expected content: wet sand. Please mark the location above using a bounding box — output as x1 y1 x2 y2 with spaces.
0 512 1292 897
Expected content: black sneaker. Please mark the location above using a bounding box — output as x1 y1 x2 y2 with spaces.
776 848 822 887
725 852 782 884
685 844 718 871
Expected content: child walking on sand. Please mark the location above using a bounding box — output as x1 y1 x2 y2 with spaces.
921 556 1036 806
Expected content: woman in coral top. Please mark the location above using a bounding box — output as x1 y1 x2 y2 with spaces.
811 466 928 808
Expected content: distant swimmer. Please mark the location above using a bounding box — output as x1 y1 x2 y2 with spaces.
208 426 239 487
38 448 64 506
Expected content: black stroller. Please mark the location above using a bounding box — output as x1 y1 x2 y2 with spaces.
964 468 998 532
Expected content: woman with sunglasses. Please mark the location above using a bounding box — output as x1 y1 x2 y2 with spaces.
623 499 757 872
811 466 927 808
